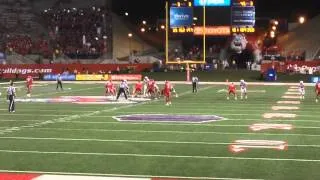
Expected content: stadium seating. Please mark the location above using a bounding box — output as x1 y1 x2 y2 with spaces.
41 6 111 59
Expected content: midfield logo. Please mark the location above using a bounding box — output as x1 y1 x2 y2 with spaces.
229 140 288 153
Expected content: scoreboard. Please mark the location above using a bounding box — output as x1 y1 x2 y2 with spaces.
231 0 255 32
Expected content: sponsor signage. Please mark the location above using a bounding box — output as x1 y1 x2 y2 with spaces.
43 74 76 81
0 64 153 79
194 0 231 6
76 74 105 81
170 7 193 28
109 74 142 81
193 26 231 36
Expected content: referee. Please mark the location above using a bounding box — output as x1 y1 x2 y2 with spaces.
7 81 16 113
192 76 199 93
116 80 128 100
56 74 63 91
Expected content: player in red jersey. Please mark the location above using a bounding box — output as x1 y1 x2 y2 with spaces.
227 82 237 100
105 80 116 96
163 80 172 105
26 75 33 97
132 80 143 97
315 81 320 103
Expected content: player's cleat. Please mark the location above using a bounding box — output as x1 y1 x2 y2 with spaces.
235 96 238 100
245 96 248 99
165 103 169 106
169 102 172 105
316 99 319 103
240 96 243 100
176 94 179 98
27 94 31 97
227 96 230 100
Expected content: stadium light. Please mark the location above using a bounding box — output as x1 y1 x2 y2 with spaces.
141 28 146 32
193 17 198 21
142 20 147 25
160 25 165 29
299 16 305 24
274 20 279 25
128 33 133 37
272 26 277 31
270 31 275 38
125 12 129 16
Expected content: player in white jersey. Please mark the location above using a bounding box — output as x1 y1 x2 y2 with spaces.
143 76 149 97
240 79 247 100
298 81 305 99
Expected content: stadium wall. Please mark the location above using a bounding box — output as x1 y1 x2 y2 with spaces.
0 64 152 79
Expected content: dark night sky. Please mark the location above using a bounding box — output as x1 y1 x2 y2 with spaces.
112 0 320 24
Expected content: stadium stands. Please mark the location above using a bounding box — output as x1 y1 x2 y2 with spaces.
278 14 320 60
41 6 111 59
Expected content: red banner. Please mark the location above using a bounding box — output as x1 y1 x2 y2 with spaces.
109 74 142 81
261 60 320 73
0 64 152 79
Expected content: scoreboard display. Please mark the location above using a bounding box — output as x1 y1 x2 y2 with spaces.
231 0 255 31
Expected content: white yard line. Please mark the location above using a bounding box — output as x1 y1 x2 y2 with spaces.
0 87 213 135
90 113 317 117
0 170 264 180
0 149 319 162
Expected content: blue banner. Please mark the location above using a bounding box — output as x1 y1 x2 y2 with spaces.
170 7 193 28
194 0 231 6
310 77 320 83
43 74 76 81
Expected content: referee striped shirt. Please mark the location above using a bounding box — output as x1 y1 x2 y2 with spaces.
7 86 15 96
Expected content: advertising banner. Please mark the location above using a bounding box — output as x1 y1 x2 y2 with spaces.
194 0 231 6
170 7 193 28
109 74 142 81
0 64 152 79
76 74 105 81
193 26 231 36
43 74 76 81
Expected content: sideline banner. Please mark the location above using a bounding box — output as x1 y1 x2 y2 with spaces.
0 64 152 79
76 74 105 81
43 74 76 81
109 74 142 81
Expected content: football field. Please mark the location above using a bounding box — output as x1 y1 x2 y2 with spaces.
0 82 320 180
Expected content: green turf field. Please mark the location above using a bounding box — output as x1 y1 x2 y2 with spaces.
0 82 319 180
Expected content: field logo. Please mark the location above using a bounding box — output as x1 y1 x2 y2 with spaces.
113 114 224 123
249 123 293 132
271 106 299 110
263 113 296 119
229 140 288 153
277 101 300 105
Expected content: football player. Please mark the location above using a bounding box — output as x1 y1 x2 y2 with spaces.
227 82 237 100
298 81 305 100
26 75 33 97
315 80 320 103
240 79 247 100
105 80 116 96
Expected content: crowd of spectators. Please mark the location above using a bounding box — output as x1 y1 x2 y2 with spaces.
5 35 51 57
41 6 111 59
